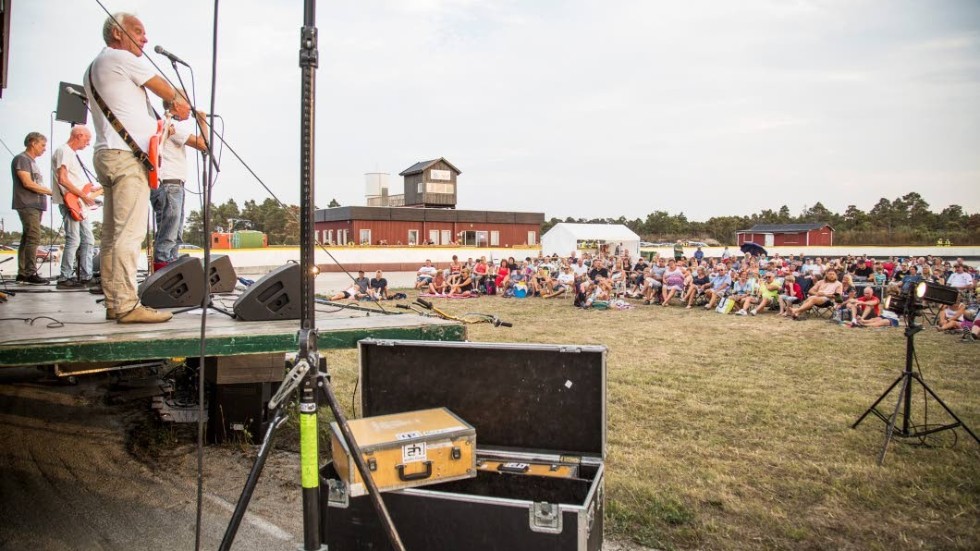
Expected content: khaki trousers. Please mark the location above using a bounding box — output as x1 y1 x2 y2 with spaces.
94 150 150 312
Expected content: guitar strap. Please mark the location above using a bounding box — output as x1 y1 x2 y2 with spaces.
85 62 156 174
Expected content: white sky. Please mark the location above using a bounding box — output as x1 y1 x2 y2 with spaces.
1 0 979 235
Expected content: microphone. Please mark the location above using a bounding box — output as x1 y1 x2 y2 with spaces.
64 86 88 101
154 45 189 66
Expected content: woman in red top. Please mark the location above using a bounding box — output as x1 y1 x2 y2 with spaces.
778 274 804 316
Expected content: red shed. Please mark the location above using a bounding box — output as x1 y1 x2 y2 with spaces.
735 223 834 247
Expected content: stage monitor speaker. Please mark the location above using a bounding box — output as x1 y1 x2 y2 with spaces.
56 81 88 125
139 256 205 308
232 263 300 321
209 254 237 293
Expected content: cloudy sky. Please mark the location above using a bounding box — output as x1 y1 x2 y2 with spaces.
1 0 978 234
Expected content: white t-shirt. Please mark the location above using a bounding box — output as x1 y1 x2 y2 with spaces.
946 271 974 288
84 47 158 152
50 144 86 205
159 120 192 181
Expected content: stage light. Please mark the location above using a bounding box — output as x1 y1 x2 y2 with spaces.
915 281 958 306
884 293 913 315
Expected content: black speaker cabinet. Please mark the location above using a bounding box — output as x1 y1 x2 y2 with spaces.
138 256 205 308
207 381 279 444
56 81 88 125
232 263 300 321
208 254 237 293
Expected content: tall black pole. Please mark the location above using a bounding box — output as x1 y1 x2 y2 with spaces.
297 1 323 550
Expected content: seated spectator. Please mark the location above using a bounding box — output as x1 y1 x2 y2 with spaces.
448 255 463 279
731 272 758 315
844 286 880 324
643 258 667 305
660 259 685 306
494 261 511 291
428 271 449 294
750 271 781 315
946 264 974 295
472 257 489 291
778 275 804 316
853 309 901 328
369 270 388 300
450 268 474 294
546 265 576 297
936 300 966 332
353 270 370 297
684 266 710 309
791 270 843 319
704 265 732 310
415 260 437 289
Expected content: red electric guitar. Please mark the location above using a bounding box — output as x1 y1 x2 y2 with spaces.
64 183 103 222
147 118 167 189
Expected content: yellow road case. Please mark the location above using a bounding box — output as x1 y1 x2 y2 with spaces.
330 407 476 497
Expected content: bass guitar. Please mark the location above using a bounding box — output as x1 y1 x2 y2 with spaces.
64 183 103 222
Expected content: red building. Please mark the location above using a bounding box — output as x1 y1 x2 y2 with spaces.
736 223 834 247
314 206 543 247
316 157 544 247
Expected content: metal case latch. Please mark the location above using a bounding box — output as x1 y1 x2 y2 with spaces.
327 479 349 509
529 501 563 534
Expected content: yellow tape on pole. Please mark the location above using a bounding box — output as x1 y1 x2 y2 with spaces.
300 413 319 489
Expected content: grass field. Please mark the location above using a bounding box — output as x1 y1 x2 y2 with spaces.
319 294 980 550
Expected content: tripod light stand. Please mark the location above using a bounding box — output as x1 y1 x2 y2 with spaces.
852 282 979 465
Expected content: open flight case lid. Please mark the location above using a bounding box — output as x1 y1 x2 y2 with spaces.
358 339 607 461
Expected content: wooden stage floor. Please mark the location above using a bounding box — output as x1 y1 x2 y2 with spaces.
0 287 465 367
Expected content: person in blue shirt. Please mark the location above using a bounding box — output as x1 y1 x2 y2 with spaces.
704 265 732 310
694 246 704 263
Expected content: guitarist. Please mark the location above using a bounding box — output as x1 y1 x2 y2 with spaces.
51 126 101 289
84 12 188 324
151 94 209 272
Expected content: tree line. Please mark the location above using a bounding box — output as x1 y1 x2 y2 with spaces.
542 193 979 246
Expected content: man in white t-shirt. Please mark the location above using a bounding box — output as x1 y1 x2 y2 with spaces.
946 264 974 294
51 126 102 287
151 95 208 271
84 12 188 323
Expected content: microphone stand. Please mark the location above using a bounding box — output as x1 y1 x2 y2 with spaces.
163 58 235 318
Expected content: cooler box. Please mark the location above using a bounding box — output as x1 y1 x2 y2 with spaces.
321 339 607 551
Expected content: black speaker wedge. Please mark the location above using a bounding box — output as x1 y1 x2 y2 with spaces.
138 256 205 308
208 254 237 293
232 263 301 321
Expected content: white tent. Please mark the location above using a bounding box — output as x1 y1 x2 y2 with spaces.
541 223 641 258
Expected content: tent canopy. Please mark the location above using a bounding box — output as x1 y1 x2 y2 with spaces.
541 223 641 258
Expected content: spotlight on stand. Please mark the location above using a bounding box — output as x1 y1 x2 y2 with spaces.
883 293 918 317
916 281 959 306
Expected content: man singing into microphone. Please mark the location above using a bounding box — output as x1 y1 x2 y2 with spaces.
151 95 208 271
84 12 188 323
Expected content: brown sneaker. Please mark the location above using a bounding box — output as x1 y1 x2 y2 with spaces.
106 308 118 320
117 305 173 324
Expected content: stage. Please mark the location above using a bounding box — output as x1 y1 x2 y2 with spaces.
0 287 465 367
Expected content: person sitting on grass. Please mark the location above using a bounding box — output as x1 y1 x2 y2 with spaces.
369 270 389 300
704 264 732 310
936 300 966 332
428 270 449 295
791 270 843 319
660 259 686 306
449 268 474 295
750 271 782 315
684 266 711 309
545 265 576 298
844 286 880 325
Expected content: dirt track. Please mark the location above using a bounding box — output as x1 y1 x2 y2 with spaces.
0 369 302 551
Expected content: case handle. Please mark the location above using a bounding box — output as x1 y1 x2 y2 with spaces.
396 461 433 481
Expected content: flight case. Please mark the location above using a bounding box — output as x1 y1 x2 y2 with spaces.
321 339 607 551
